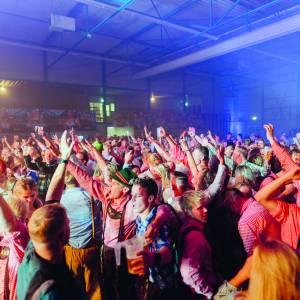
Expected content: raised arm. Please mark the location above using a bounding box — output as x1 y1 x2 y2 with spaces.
159 127 177 150
45 130 74 202
144 126 172 162
207 130 218 148
180 139 197 177
2 136 14 152
42 133 60 157
205 146 227 203
83 140 107 171
254 167 300 212
0 195 18 233
264 124 297 171
30 133 47 152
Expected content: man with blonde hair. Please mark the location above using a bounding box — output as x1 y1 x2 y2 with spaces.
17 204 86 300
178 190 217 299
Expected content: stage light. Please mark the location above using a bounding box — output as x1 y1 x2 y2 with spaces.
100 97 105 103
0 86 7 94
150 93 156 103
252 115 257 121
184 101 189 107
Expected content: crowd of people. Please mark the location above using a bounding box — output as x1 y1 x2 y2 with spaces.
0 122 300 300
108 110 229 136
0 108 96 133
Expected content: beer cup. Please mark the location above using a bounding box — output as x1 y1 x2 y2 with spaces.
125 236 145 276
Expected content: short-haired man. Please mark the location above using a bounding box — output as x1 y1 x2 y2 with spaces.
179 190 217 299
131 177 180 300
17 204 86 300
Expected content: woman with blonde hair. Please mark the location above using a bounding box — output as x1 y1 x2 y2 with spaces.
11 177 43 219
235 239 300 300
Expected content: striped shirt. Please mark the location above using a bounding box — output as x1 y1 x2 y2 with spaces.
238 198 280 255
0 221 29 300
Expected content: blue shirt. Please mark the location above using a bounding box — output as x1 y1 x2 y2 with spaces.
61 187 102 248
136 206 179 290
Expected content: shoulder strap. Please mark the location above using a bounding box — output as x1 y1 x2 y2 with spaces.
117 199 131 242
165 203 183 227
89 195 95 240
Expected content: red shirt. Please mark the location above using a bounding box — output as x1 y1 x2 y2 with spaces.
270 200 300 251
271 142 300 206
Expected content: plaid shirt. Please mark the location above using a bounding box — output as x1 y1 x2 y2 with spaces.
136 206 179 290
238 198 279 255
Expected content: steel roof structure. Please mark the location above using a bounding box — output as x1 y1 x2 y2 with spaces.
0 0 300 92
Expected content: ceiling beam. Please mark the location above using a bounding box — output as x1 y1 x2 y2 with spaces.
75 0 218 40
134 12 300 79
48 0 137 69
0 37 148 67
103 0 199 56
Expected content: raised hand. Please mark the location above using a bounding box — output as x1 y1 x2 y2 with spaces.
202 136 209 147
264 124 275 143
188 127 196 137
22 145 32 156
144 126 154 142
1 136 7 144
216 145 225 164
59 130 75 160
37 126 45 137
124 149 134 165
180 138 189 152
159 127 167 138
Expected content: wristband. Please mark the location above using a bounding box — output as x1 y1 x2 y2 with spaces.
59 158 68 164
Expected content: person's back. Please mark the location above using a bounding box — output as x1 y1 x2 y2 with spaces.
60 172 102 300
18 246 84 300
17 204 87 300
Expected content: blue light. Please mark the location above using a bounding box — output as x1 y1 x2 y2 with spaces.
252 115 257 121
184 101 189 107
100 97 105 103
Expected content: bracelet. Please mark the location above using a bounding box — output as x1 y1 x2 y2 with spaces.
59 158 68 164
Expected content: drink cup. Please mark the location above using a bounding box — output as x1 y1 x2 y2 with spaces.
125 236 145 276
